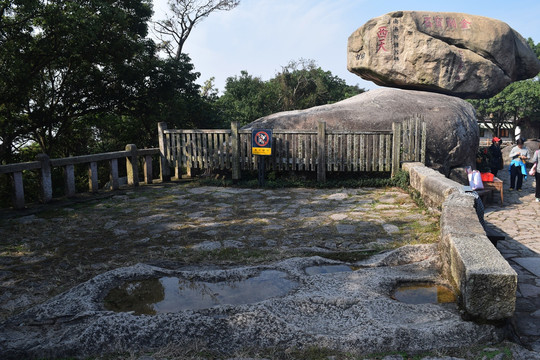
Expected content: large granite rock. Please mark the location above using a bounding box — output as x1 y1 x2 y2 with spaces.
347 11 540 99
244 88 479 176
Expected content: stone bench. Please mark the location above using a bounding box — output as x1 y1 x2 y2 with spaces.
402 162 517 320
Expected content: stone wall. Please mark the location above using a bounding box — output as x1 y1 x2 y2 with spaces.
402 162 517 320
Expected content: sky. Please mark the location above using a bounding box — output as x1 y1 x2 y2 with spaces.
151 0 540 93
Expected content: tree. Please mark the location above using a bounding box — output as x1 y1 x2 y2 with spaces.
527 37 540 60
154 0 240 60
271 59 364 111
216 60 365 126
216 71 280 126
0 0 158 162
468 39 540 139
469 80 540 137
92 54 205 152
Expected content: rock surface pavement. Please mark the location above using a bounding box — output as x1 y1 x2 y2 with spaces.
0 182 538 359
484 165 540 354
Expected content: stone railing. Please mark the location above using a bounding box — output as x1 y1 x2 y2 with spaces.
0 145 160 209
402 162 517 321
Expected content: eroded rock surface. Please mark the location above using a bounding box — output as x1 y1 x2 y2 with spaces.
347 11 540 98
0 249 504 359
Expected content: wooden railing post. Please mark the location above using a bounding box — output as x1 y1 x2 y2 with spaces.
36 154 52 203
317 121 326 182
125 144 139 186
158 122 171 182
392 122 402 177
231 122 240 181
421 121 427 164
12 172 25 209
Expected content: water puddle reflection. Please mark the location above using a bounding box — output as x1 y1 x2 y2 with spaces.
304 264 353 275
104 270 297 315
392 283 456 304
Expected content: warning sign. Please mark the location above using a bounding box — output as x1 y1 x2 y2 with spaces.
252 129 272 156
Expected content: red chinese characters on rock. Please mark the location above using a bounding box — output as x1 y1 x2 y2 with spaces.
423 14 471 30
376 26 389 52
446 17 457 29
422 16 432 28
459 19 472 29
434 16 443 29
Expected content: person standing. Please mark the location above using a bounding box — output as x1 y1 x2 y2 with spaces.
532 149 540 202
488 137 502 176
508 138 530 191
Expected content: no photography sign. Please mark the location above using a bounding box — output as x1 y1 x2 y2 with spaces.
251 129 272 155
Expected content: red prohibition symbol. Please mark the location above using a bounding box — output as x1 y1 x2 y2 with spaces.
255 131 270 147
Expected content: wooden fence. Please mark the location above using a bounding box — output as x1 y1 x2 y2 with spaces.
159 116 426 182
0 117 425 210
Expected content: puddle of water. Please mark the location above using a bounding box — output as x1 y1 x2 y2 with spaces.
304 264 353 275
104 270 297 315
392 283 456 304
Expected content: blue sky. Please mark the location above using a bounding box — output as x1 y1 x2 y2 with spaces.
152 0 540 92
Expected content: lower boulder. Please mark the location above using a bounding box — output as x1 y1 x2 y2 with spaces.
244 88 479 177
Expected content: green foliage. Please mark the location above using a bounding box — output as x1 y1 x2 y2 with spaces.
0 1 211 164
1 0 154 161
392 170 410 190
527 37 540 60
216 71 280 126
468 38 540 136
271 58 364 111
216 59 365 126
468 79 540 135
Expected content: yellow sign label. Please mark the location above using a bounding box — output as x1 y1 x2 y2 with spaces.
252 147 272 155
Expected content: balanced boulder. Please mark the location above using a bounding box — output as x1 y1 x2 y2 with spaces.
244 88 479 176
347 11 540 99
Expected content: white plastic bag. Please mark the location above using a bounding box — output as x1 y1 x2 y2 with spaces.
468 170 484 190
529 163 537 176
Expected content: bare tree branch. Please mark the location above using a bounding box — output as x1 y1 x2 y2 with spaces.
154 0 240 60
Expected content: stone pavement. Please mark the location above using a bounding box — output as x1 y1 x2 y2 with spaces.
484 167 540 352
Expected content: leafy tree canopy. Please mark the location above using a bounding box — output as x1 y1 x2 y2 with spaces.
468 39 540 138
216 59 365 126
0 0 159 161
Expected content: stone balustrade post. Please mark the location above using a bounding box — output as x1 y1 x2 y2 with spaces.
36 153 52 203
126 144 139 187
158 122 171 182
12 172 25 209
110 158 119 190
144 155 153 184
88 161 98 192
64 164 76 197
